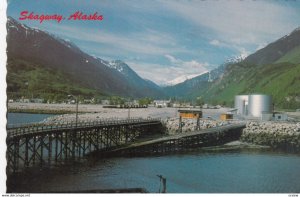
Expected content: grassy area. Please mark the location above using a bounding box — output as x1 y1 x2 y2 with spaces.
199 62 300 109
7 58 107 101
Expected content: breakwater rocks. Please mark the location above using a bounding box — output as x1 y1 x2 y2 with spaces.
163 118 235 135
241 122 300 151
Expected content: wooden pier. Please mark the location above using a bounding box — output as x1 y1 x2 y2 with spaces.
101 123 246 157
6 118 163 173
6 117 246 174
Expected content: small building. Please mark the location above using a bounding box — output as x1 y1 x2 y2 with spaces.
273 112 288 121
31 98 44 103
220 113 233 120
124 100 140 108
101 100 110 105
178 109 202 119
178 109 202 132
20 98 30 103
261 112 273 121
172 103 181 108
154 100 171 108
261 112 288 121
83 98 95 104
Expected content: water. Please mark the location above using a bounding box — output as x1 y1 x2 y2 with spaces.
8 149 300 193
7 112 54 126
6 113 300 193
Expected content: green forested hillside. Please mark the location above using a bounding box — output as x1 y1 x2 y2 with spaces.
201 62 300 109
7 17 164 101
275 46 300 64
7 58 105 102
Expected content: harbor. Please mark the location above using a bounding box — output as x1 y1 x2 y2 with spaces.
6 103 300 193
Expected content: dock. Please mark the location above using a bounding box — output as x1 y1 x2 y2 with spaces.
99 123 246 157
6 118 163 173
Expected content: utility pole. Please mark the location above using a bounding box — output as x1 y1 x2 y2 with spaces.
157 175 167 193
179 115 182 133
196 115 200 130
76 96 79 128
68 94 79 127
128 107 130 119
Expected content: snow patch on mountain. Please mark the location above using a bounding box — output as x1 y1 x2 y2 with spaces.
164 71 209 86
225 54 247 64
108 60 124 72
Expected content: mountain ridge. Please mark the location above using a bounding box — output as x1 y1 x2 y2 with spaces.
163 26 300 109
6 17 300 109
209 26 300 108
6 17 164 100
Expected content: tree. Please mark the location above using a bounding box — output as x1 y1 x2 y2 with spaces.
138 97 152 106
196 97 204 107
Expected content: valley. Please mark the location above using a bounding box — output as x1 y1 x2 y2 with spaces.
6 17 300 110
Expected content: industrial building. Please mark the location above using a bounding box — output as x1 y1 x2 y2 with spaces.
234 94 273 119
248 94 272 117
234 95 249 115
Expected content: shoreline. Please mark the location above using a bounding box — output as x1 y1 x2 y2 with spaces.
8 102 231 121
7 108 74 114
8 102 300 152
241 121 300 151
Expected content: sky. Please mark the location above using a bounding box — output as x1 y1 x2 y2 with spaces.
6 0 300 85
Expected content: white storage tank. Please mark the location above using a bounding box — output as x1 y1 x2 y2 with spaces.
248 94 272 118
234 95 248 115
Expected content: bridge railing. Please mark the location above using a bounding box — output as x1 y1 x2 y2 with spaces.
7 117 161 139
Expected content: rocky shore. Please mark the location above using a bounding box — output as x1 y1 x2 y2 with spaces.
164 118 300 151
162 117 241 135
241 121 300 151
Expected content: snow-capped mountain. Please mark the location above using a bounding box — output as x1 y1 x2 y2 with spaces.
7 17 164 98
224 54 247 64
102 60 163 92
163 72 208 86
107 60 126 73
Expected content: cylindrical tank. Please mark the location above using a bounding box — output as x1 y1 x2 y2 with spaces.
234 95 248 115
248 94 272 117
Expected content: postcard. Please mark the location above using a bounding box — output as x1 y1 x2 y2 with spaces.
3 0 300 195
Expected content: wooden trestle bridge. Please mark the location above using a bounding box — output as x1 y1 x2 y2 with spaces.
101 123 246 157
6 118 163 173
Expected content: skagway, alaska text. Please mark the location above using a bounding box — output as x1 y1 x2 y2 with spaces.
19 11 104 23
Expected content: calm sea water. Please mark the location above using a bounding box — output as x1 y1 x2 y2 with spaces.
6 113 300 193
7 112 54 126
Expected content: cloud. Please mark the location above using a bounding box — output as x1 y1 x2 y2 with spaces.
125 61 173 85
143 54 209 85
164 54 180 64
161 1 300 47
14 0 300 86
209 39 221 46
165 54 208 70
44 23 187 58
126 58 210 85
167 73 207 86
